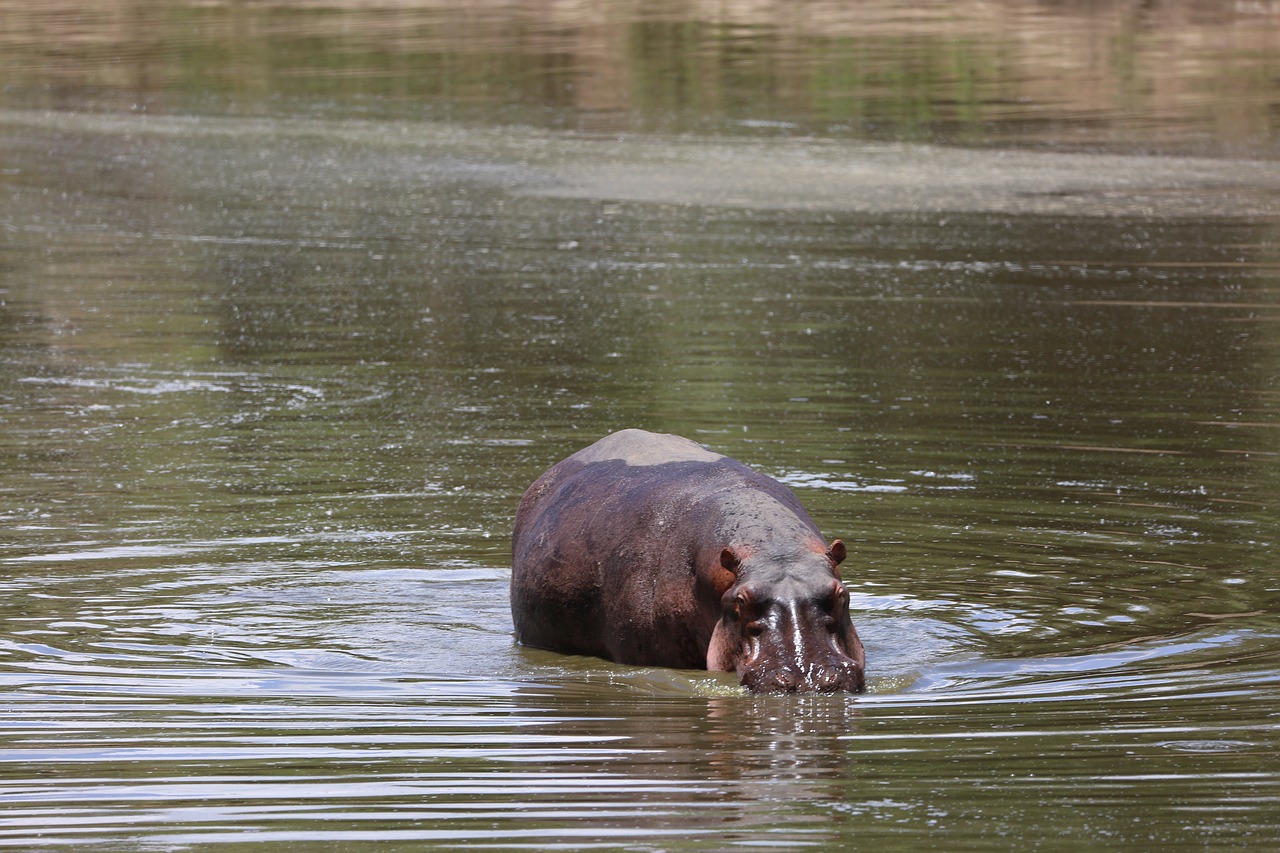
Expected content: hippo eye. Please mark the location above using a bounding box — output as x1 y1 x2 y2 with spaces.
819 582 848 613
745 620 766 638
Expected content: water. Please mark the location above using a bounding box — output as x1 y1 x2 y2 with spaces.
2 1 1279 849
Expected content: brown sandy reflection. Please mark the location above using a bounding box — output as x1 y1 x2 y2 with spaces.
1 0 1277 152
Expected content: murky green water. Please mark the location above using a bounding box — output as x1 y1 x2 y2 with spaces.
2 1 1279 849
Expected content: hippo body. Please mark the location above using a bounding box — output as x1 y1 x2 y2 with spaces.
510 429 865 693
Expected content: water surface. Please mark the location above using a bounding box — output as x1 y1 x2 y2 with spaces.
2 1 1279 849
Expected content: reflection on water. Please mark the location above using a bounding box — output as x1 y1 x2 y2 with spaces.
2 0 1280 849
1 0 1279 154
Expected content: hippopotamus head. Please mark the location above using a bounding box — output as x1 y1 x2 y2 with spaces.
706 540 865 694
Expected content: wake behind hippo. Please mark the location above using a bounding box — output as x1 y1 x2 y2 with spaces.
510 429 865 693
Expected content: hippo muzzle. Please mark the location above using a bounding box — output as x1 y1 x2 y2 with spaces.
740 658 865 694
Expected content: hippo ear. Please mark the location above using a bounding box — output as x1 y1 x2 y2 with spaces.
705 548 740 598
827 539 847 565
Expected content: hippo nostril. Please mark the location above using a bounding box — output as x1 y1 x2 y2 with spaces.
769 669 800 692
814 665 843 690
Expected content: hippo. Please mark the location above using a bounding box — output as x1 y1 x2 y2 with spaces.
510 429 865 693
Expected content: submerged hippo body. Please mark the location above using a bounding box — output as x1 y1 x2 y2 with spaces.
510 429 865 693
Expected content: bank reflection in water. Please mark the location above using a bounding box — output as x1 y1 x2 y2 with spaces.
1 0 1278 152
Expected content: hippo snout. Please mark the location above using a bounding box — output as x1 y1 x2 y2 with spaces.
742 660 864 694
